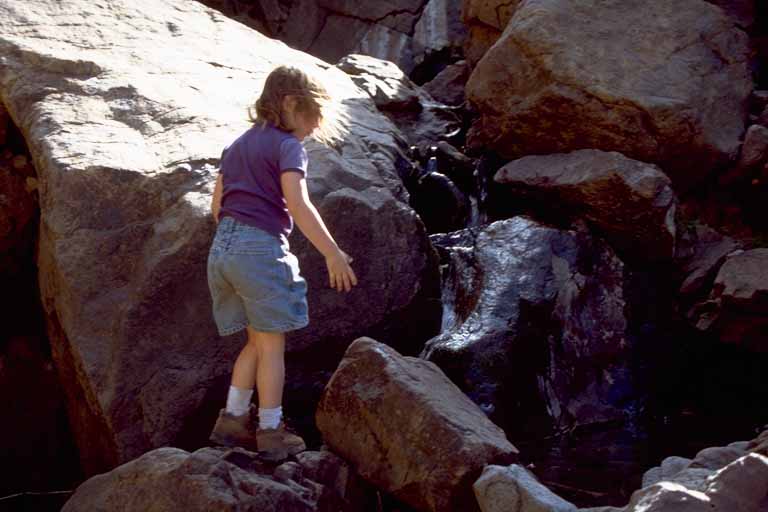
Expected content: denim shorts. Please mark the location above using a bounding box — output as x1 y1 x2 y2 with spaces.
207 216 308 335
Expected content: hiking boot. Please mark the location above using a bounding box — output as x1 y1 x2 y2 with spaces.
256 422 306 461
209 407 259 452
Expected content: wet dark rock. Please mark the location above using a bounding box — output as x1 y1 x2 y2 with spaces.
422 60 470 106
409 170 469 234
422 217 632 433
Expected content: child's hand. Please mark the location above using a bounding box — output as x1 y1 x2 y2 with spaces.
325 249 358 292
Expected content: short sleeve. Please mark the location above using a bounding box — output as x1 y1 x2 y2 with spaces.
279 138 308 176
218 146 229 173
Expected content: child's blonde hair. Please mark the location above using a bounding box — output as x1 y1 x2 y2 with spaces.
249 65 342 145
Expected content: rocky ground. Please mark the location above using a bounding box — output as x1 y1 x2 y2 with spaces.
1 0 767 511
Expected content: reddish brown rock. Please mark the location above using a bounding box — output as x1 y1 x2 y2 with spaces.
495 149 678 263
461 0 519 66
317 337 518 512
466 0 752 188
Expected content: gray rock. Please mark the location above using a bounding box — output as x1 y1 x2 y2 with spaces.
624 482 712 512
62 446 370 512
690 248 768 351
422 60 470 106
336 53 461 144
473 464 577 512
466 0 752 188
0 0 437 473
495 149 679 263
705 453 768 512
642 456 692 487
317 337 519 512
738 124 768 168
678 223 741 297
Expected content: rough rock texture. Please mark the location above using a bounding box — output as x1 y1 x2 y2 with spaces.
689 248 768 351
422 60 470 106
677 223 741 298
62 446 373 512
494 149 679 263
624 433 768 512
473 464 577 512
738 124 768 168
465 0 752 188
422 217 632 431
336 54 461 145
316 337 519 512
198 0 466 74
0 0 438 474
461 0 520 66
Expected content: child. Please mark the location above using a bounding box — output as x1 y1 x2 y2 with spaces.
207 65 358 459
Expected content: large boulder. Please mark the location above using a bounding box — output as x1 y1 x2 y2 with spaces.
317 337 518 512
465 0 752 188
0 0 438 474
422 217 632 432
494 149 679 263
62 446 373 512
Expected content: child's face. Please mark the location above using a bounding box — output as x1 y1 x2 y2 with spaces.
283 96 321 140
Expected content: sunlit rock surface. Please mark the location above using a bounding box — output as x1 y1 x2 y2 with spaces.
0 0 436 473
466 0 752 188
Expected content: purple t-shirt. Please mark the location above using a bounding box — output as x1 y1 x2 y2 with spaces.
219 123 307 237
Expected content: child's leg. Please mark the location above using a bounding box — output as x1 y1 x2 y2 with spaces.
228 325 285 427
247 326 285 410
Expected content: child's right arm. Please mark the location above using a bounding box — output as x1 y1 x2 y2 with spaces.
281 171 358 292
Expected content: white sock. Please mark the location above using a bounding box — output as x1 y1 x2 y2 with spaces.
259 406 282 430
225 386 253 417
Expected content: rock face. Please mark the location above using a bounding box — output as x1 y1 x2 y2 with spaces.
690 248 768 352
422 217 632 432
465 0 752 188
494 149 679 263
461 0 519 66
0 0 438 474
316 337 519 512
336 54 461 145
62 446 372 512
198 0 467 75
